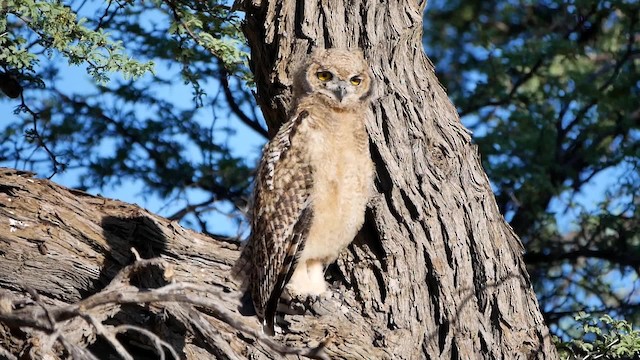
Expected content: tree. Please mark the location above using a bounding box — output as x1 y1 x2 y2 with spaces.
423 0 640 336
1 0 257 237
241 0 556 357
0 0 560 359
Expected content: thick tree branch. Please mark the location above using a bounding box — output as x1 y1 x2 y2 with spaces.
0 168 399 358
525 248 640 270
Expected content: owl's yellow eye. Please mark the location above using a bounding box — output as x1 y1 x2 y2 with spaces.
350 77 362 86
316 71 333 81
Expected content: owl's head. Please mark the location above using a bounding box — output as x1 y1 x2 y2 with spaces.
294 48 373 110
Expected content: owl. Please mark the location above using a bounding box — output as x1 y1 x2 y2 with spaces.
234 48 375 334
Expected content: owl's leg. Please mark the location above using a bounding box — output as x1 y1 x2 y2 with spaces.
281 260 324 312
285 262 311 295
285 260 327 296
305 260 327 295
279 260 330 320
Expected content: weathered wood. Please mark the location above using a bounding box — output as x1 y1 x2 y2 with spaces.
0 168 246 358
240 0 558 358
0 168 395 359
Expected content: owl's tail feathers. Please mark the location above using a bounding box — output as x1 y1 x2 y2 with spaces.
230 241 252 290
263 206 314 336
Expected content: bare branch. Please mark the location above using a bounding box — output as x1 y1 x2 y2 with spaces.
219 65 269 138
18 93 63 178
114 324 179 360
84 314 134 360
0 257 330 359
162 0 268 138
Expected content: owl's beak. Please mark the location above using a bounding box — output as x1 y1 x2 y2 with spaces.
334 84 348 102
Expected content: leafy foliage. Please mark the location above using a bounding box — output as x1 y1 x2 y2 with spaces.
1 0 154 84
0 0 264 236
424 0 640 335
557 313 640 359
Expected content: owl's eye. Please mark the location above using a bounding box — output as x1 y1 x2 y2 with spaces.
350 76 362 86
316 71 333 81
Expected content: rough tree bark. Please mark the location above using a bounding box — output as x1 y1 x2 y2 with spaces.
240 0 559 358
0 1 559 359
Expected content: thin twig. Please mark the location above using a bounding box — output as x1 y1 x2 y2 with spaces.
130 247 142 262
84 314 134 360
2 259 330 359
25 288 63 354
219 64 268 138
25 288 55 330
114 324 180 360
19 94 62 178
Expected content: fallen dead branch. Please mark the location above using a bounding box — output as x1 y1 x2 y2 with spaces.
0 168 396 359
1 254 330 359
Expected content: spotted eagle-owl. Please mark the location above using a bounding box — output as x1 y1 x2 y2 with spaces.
234 48 374 334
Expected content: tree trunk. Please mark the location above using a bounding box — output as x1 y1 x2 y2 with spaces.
0 1 559 359
240 0 558 358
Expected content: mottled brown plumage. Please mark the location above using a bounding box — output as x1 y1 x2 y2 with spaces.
234 48 375 334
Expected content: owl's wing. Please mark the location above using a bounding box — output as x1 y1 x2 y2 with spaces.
246 110 314 334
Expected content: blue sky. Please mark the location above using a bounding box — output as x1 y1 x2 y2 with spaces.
0 53 265 236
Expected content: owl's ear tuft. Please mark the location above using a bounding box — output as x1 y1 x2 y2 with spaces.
307 47 331 62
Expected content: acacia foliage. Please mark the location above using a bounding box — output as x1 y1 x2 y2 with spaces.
557 313 640 359
0 0 259 235
424 0 640 336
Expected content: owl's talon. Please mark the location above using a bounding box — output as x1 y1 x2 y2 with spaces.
279 291 327 316
306 294 320 304
277 290 312 315
290 295 309 314
306 293 334 316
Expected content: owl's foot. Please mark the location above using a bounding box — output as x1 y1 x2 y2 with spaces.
278 260 332 316
305 291 335 316
278 288 334 316
278 289 317 315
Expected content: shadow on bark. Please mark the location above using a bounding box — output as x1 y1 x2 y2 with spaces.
82 216 183 358
96 215 168 292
